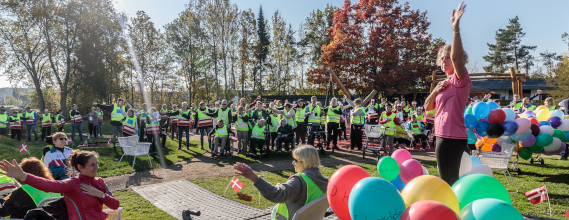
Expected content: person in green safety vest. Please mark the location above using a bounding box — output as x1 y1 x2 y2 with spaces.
366 99 380 124
305 96 321 146
249 119 268 156
406 115 428 150
208 119 235 156
55 110 65 133
233 106 250 154
410 101 418 116
122 109 138 137
170 104 179 140
266 107 282 151
137 103 149 142
293 99 308 145
379 103 401 156
416 106 425 123
322 98 343 150
345 96 366 150
163 102 195 150
233 145 328 220
24 107 39 141
9 111 22 141
521 97 537 112
94 98 129 149
252 101 269 124
96 107 104 137
0 108 7 136
0 157 60 219
208 99 233 129
545 97 556 111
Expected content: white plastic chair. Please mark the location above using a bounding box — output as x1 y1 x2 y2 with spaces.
291 195 329 220
474 143 518 192
117 136 152 171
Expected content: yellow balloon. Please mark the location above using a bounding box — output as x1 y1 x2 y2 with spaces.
400 175 460 213
565 115 569 120
518 114 527 118
536 110 551 121
536 105 548 112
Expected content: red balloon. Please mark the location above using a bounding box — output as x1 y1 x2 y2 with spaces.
488 109 506 124
400 200 461 220
529 118 540 126
327 165 370 220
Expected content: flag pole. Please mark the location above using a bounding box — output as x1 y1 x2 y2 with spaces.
545 185 552 217
224 176 231 195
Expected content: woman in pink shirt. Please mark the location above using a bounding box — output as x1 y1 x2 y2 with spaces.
424 2 471 186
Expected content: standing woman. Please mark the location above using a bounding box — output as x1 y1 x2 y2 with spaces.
424 2 471 186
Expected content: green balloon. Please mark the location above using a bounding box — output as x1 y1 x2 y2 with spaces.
466 106 473 114
529 144 544 153
518 147 532 160
377 156 400 181
459 198 523 220
535 133 553 147
452 174 512 210
553 129 564 140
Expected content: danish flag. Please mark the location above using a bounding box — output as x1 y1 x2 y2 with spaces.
83 141 88 147
525 186 548 205
108 139 112 144
19 143 28 155
87 134 91 140
67 138 72 145
229 176 245 192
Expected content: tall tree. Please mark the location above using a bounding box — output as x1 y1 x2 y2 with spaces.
298 5 335 67
545 53 568 100
539 50 562 76
253 5 270 95
237 9 256 97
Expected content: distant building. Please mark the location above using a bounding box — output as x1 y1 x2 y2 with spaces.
471 78 552 101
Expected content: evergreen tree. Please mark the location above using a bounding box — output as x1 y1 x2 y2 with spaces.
254 5 270 94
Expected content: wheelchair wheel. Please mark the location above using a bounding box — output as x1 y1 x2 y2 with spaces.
225 139 233 158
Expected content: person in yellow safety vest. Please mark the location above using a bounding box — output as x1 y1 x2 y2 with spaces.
379 103 401 156
0 157 60 219
194 102 218 150
271 103 297 150
233 106 250 154
159 104 170 135
545 97 556 111
24 107 39 141
208 119 235 156
322 98 343 150
55 110 65 133
410 101 418 116
406 115 428 150
0 108 7 136
137 103 149 142
345 96 366 150
521 97 537 112
294 99 308 145
170 104 179 140
42 133 72 180
122 109 138 137
208 99 233 129
416 106 425 122
95 107 103 137
250 119 268 156
233 145 328 220
9 111 22 141
510 89 541 113
401 101 410 114
366 99 380 125
94 98 129 149
162 102 193 150
304 96 321 146
40 109 55 141
267 108 282 151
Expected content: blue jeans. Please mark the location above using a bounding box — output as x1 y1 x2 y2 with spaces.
307 123 320 146
98 121 103 136
26 124 38 140
71 123 83 140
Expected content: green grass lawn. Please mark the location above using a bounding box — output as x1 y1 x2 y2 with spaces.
194 156 569 219
109 189 176 220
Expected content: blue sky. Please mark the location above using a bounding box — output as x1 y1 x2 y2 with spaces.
2 0 568 87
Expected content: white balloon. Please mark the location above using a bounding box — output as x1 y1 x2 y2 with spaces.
497 136 511 146
459 152 472 176
544 137 562 152
469 164 493 176
539 125 554 135
422 165 429 175
559 119 569 131
550 110 564 119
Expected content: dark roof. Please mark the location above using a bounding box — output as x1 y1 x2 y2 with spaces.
470 85 491 93
471 78 552 91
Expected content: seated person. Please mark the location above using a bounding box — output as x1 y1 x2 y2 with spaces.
393 125 411 149
1 150 120 219
406 115 428 150
208 119 235 155
233 145 328 219
0 157 60 219
42 132 73 180
249 119 269 157
276 119 295 154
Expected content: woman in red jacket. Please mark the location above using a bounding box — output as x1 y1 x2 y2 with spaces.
0 150 120 220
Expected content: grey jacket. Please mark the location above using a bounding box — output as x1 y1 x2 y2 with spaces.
253 168 328 218
347 98 365 125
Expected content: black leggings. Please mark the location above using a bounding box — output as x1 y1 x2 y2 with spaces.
435 137 469 186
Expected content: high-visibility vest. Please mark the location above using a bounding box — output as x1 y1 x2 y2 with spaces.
17 113 23 123
56 114 65 128
381 112 397 135
254 110 265 122
41 113 52 127
9 116 21 130
197 109 213 127
548 105 556 111
217 108 230 124
269 114 281 132
178 109 192 127
272 173 323 220
0 114 7 128
214 125 228 137
122 116 137 135
97 112 103 122
235 114 249 131
351 107 366 125
21 184 61 207
307 105 321 123
409 107 417 116
25 111 35 125
425 108 435 124
69 110 82 123
409 121 423 134
513 102 523 114
171 113 179 125
111 104 124 122
367 104 379 119
161 108 169 119
146 120 160 134
251 124 266 140
523 105 536 112
416 111 425 122
284 109 296 128
141 110 149 119
326 106 341 123
403 106 410 113
295 106 306 122
88 113 95 123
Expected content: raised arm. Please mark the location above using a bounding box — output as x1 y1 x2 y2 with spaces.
451 2 467 79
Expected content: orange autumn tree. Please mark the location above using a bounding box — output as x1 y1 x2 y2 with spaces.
308 0 440 95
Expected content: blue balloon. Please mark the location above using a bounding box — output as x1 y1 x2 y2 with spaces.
389 175 406 191
476 121 490 137
468 130 477 144
563 131 569 142
487 101 499 111
539 121 551 127
460 172 469 179
349 177 406 220
459 198 524 220
464 114 478 129
473 102 490 119
502 121 519 136
471 156 482 167
511 129 532 142
503 108 515 121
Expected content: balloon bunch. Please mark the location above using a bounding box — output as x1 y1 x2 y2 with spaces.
465 102 569 160
457 152 494 178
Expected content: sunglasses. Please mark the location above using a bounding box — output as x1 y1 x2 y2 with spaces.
59 138 68 141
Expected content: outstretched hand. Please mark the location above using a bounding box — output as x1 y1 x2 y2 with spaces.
451 2 466 31
234 162 259 182
0 159 27 182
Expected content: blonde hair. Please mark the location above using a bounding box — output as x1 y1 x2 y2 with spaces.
293 145 321 169
436 45 469 66
545 97 554 106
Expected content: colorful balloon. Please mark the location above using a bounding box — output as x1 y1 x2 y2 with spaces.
544 137 562 152
401 175 460 213
501 121 518 136
548 116 562 128
559 119 569 131
523 110 535 115
328 165 371 220
464 114 478 129
518 147 532 160
535 133 553 147
539 121 551 127
514 118 530 133
520 134 536 147
529 144 544 154
491 143 501 152
377 156 400 181
536 110 551 122
502 108 515 121
486 123 504 138
529 118 540 126
530 124 541 136
422 166 429 175
401 200 461 220
550 110 564 119
392 149 412 167
349 177 406 220
563 131 569 142
487 109 506 124
452 174 511 210
476 121 490 137
468 130 476 144
487 101 499 111
553 129 564 140
543 142 566 155
390 175 406 191
465 106 473 114
459 152 472 176
473 102 490 119
400 159 424 184
539 125 554 136
511 129 531 142
470 155 482 167
469 164 493 176
458 198 524 220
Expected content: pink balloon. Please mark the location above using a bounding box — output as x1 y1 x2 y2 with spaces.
400 159 423 184
514 118 531 133
392 149 413 167
515 114 520 120
400 200 461 220
327 165 370 220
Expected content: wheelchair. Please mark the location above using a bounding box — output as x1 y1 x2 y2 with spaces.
208 133 234 158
